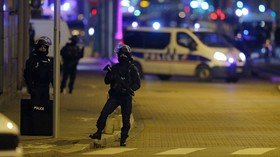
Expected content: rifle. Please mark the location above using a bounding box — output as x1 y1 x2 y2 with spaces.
103 64 134 96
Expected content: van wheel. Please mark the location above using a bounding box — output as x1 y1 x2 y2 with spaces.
157 75 171 81
133 61 144 79
196 65 212 82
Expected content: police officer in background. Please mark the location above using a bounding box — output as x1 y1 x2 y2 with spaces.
60 35 84 94
89 44 141 146
24 36 53 101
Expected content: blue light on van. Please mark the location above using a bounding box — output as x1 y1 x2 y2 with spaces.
228 57 235 63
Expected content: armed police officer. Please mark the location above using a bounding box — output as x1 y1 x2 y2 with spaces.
24 36 53 101
60 35 84 94
89 44 141 147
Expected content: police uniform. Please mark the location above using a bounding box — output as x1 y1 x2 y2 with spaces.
24 36 53 101
89 44 141 146
60 35 83 93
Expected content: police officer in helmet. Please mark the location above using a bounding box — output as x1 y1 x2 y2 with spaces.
24 36 53 101
60 35 84 94
89 44 141 146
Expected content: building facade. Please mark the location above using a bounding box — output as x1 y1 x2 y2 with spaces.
0 0 29 109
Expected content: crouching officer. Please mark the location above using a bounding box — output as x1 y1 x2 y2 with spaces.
89 44 141 146
24 36 53 101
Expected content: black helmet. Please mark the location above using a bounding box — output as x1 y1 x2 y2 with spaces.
115 44 132 63
34 36 51 56
35 36 52 46
70 35 79 43
114 44 131 56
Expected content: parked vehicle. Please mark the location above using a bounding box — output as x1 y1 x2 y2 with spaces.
0 113 22 157
30 19 71 57
124 27 246 82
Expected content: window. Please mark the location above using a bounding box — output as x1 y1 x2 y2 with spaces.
144 32 170 49
194 32 232 47
124 31 170 49
177 32 194 48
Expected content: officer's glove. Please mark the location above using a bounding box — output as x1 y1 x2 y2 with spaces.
121 87 134 96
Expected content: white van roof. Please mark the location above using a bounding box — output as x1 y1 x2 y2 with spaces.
30 19 71 57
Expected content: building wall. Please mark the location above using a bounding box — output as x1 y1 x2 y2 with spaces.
0 0 29 109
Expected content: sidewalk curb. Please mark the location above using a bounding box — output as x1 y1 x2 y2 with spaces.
23 114 135 157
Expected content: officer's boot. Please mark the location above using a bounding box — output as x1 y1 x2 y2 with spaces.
120 135 128 147
89 129 102 140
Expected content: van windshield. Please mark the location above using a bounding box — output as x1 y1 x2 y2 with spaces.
194 32 232 48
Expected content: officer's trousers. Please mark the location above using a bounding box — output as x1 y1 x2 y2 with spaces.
96 95 132 139
31 86 50 101
61 65 77 92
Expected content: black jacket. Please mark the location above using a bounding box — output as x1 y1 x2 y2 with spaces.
104 63 141 97
24 52 53 88
61 43 83 68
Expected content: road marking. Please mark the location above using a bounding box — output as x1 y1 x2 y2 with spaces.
231 148 276 155
82 148 137 155
156 148 206 155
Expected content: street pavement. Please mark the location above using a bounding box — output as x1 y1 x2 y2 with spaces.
1 56 280 157
2 57 128 157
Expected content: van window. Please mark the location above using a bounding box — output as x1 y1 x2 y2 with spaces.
194 32 232 47
124 31 170 49
177 32 194 47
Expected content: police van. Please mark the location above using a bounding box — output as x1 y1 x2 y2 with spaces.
124 27 246 82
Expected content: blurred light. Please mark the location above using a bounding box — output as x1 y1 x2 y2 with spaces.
260 21 265 27
158 0 165 3
228 57 234 63
132 21 138 28
190 1 199 9
210 12 218 20
236 1 243 8
235 9 242 17
179 12 186 18
243 30 249 35
258 4 265 13
3 4 6 11
7 122 13 129
91 8 97 16
184 6 190 13
80 31 85 36
72 30 80 36
236 33 242 39
220 12 226 20
78 14 84 20
121 0 130 7
261 48 266 53
242 8 249 15
88 27 95 36
239 52 246 62
271 11 276 17
201 2 209 10
51 4 54 11
216 9 222 15
134 10 141 16
194 23 200 29
140 0 150 8
153 22 161 30
214 51 227 61
128 6 135 13
61 2 70 11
